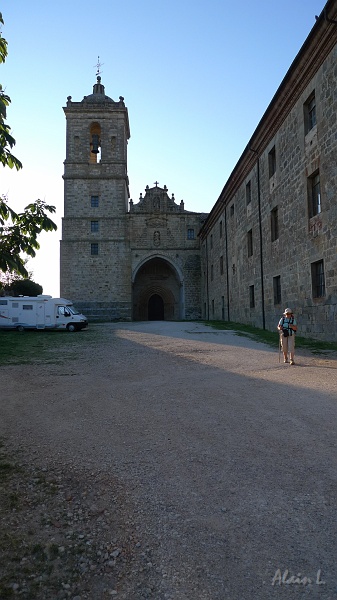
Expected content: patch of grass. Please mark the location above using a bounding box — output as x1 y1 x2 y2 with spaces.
0 533 21 554
31 543 47 562
48 543 60 560
0 462 20 484
0 585 14 598
0 324 106 366
206 321 337 355
7 492 20 510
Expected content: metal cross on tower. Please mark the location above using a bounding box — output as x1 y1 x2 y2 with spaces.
94 56 104 77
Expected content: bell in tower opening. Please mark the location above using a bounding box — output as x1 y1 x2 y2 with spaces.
91 133 100 154
89 122 102 163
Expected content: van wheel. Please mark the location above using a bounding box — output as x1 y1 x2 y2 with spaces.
67 323 76 332
16 325 24 332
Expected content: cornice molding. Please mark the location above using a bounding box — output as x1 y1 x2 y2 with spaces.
200 1 337 238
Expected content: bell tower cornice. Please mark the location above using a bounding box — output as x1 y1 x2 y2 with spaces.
63 76 130 141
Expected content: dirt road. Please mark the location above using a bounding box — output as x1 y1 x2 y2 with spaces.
1 321 337 599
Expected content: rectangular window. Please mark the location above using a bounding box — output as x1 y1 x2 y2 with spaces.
0 300 8 305
246 181 251 205
91 220 99 232
304 92 316 134
91 243 99 255
210 234 213 250
273 275 281 305
220 220 223 238
187 228 195 239
247 229 253 257
271 206 279 242
221 296 225 320
220 255 224 275
211 264 214 281
268 146 276 178
23 305 33 310
230 204 235 217
249 285 255 308
311 260 325 298
91 195 99 207
308 171 321 218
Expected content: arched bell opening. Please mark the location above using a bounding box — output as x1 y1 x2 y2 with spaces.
132 257 183 321
89 122 101 163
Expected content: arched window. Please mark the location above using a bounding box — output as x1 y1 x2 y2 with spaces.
89 122 101 163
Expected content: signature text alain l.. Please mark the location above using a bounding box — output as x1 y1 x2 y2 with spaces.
271 568 325 586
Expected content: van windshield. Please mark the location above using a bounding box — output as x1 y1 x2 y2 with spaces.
67 305 81 315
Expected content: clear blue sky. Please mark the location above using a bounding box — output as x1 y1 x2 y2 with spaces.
2 0 325 297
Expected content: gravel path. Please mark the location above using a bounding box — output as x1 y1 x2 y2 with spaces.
1 321 337 599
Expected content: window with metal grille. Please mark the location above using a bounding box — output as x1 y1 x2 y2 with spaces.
273 275 281 305
311 260 325 298
247 229 253 257
308 171 321 218
246 181 251 205
220 255 224 275
91 221 99 232
271 206 279 242
91 195 99 207
268 146 276 178
304 92 317 134
249 285 255 308
187 228 195 239
91 243 99 255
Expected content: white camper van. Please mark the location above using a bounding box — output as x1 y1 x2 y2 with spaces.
0 295 88 332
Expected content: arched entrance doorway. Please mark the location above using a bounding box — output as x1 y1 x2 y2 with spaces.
133 257 183 321
148 294 164 320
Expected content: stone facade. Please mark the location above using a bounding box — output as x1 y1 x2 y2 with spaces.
61 1 337 339
199 1 337 341
60 78 205 321
130 186 205 320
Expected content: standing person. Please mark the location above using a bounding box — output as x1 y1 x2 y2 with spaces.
278 308 297 365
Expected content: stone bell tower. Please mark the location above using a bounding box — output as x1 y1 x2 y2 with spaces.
60 75 132 320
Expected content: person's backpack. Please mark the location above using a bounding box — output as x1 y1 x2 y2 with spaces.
281 316 294 337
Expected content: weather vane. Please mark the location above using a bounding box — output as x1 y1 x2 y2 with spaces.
94 56 104 77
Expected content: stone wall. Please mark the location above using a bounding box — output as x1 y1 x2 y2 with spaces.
200 14 337 341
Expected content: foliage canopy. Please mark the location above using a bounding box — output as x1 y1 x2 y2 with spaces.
0 12 57 279
0 12 22 171
0 198 57 277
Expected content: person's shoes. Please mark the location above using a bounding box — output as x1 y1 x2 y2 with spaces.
284 358 288 363
290 359 295 365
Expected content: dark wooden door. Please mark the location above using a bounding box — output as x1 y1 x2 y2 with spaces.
148 294 164 320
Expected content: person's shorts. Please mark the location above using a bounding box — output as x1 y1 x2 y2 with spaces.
281 334 295 353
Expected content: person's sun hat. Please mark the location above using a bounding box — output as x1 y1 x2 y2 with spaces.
283 308 292 315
